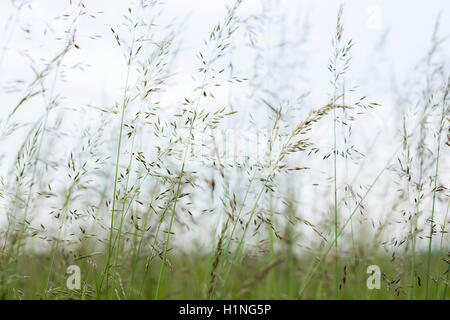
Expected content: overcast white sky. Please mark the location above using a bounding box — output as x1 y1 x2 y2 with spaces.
0 0 449 250
1 0 449 113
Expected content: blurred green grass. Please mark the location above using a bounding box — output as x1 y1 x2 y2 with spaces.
6 250 448 300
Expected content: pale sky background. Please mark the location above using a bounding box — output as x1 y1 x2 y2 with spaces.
0 0 449 251
1 0 449 113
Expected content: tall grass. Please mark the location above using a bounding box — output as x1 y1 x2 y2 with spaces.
0 1 448 300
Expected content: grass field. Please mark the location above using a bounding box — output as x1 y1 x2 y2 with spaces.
0 1 448 300
6 241 449 299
